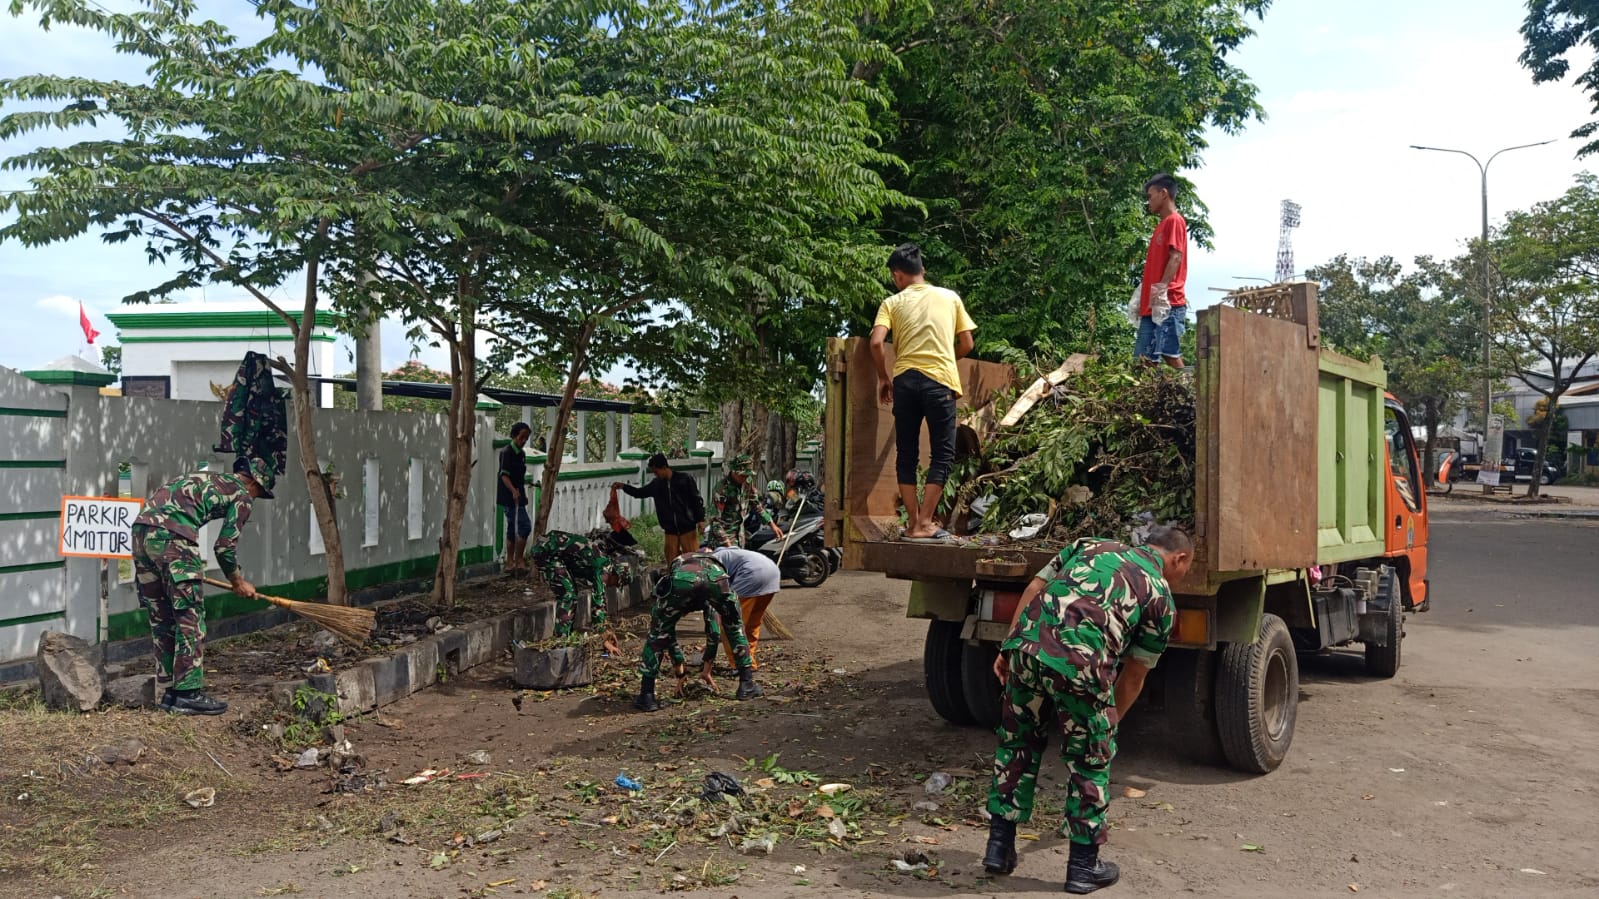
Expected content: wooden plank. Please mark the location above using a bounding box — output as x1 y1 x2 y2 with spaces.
840 337 1016 520
1210 306 1320 570
998 354 1091 427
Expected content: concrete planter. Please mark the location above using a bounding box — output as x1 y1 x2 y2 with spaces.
513 645 592 690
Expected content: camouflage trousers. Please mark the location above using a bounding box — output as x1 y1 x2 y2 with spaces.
540 561 607 637
130 525 208 691
987 649 1119 846
704 518 744 549
639 585 753 679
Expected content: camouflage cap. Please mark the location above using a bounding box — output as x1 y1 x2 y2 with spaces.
729 453 755 475
239 456 276 499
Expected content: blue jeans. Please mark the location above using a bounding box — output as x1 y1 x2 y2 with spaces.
502 505 532 542
1134 311 1186 362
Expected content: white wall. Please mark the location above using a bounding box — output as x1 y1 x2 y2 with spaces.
0 366 498 664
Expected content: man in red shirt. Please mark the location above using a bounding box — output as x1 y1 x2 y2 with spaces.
1135 174 1188 369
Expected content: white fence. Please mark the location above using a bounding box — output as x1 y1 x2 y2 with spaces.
0 362 497 670
0 356 826 671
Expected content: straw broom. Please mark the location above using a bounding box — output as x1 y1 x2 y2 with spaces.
203 577 374 646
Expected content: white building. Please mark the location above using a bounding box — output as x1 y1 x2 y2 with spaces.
106 301 339 406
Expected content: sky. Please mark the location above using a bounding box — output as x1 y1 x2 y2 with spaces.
1 0 1595 375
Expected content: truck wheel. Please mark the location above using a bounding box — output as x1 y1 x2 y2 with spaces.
924 620 977 725
1161 648 1225 766
960 640 1005 730
1215 613 1298 774
792 550 829 588
1363 567 1403 678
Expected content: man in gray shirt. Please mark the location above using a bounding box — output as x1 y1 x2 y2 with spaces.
709 546 782 672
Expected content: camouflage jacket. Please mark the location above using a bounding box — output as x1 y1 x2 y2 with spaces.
133 471 255 578
1002 538 1175 702
532 530 618 587
711 474 773 530
668 549 734 598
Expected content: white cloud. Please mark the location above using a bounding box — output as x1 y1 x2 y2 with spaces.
36 295 85 317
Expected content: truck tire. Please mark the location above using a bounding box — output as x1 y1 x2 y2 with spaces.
960 640 1005 730
1363 566 1402 678
1215 613 1298 774
924 620 977 726
1161 648 1225 766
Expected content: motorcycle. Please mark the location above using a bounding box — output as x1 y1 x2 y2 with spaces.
744 491 831 588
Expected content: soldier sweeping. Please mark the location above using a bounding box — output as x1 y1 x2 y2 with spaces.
982 527 1192 893
634 549 762 711
706 453 780 548
131 457 275 716
530 528 632 656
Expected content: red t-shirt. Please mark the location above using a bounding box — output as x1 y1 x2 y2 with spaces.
1139 211 1188 315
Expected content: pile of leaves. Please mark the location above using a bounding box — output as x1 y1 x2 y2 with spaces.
944 360 1196 542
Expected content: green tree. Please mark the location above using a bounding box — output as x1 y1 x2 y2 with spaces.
855 0 1270 355
0 0 431 604
1522 1 1599 155
99 344 121 377
1491 175 1599 497
1307 254 1479 480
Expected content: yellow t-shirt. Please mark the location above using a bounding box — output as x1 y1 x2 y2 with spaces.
873 282 978 396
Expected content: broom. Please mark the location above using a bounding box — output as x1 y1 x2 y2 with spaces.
203 577 375 646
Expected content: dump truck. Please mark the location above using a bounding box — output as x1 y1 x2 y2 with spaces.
822 283 1430 773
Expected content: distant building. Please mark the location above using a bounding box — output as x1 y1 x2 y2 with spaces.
105 301 338 406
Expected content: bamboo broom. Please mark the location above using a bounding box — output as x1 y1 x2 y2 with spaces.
203 577 374 646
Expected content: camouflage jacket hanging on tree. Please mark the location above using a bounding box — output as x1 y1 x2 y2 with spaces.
132 472 257 580
1001 538 1175 704
214 351 287 481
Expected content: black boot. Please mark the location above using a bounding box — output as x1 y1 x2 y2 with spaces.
735 667 763 700
634 677 661 712
981 817 1018 875
1064 841 1120 894
161 688 228 716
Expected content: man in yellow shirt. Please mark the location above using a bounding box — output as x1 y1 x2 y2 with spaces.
869 243 978 541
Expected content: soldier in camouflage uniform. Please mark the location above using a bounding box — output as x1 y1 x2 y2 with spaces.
131 457 276 716
705 454 780 548
531 528 632 655
982 527 1192 894
634 549 762 711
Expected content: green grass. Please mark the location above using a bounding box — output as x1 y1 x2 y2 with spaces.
630 511 667 564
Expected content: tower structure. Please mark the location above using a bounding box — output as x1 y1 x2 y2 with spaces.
1275 200 1302 283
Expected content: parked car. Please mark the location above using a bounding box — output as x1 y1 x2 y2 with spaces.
1514 447 1564 485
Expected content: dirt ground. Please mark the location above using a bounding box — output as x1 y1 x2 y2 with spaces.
3 502 1597 899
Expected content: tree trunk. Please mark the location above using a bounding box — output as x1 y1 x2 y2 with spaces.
290 239 348 605
720 398 745 460
534 319 597 539
1527 391 1561 499
1422 399 1439 492
432 297 478 606
763 410 797 480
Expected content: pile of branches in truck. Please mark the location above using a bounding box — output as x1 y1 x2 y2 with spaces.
944 358 1195 544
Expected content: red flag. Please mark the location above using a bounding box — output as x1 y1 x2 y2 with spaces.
79 301 99 345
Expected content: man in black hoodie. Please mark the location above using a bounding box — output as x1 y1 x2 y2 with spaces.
614 453 706 560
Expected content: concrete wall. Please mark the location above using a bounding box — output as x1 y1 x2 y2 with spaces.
0 369 71 665
0 363 497 666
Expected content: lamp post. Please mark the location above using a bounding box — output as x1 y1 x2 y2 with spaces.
1410 140 1554 474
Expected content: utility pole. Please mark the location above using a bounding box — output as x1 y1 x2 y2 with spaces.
1410 140 1554 483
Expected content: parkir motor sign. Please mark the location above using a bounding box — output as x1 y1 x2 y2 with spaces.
59 496 144 559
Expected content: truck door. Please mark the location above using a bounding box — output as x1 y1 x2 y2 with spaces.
1383 401 1429 609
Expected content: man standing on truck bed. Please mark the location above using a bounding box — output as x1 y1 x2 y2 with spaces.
982 527 1192 894
869 242 978 541
1135 173 1188 369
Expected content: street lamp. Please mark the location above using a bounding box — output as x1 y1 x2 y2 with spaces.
1410 139 1555 478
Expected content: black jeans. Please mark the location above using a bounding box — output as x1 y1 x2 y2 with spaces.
893 369 958 486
